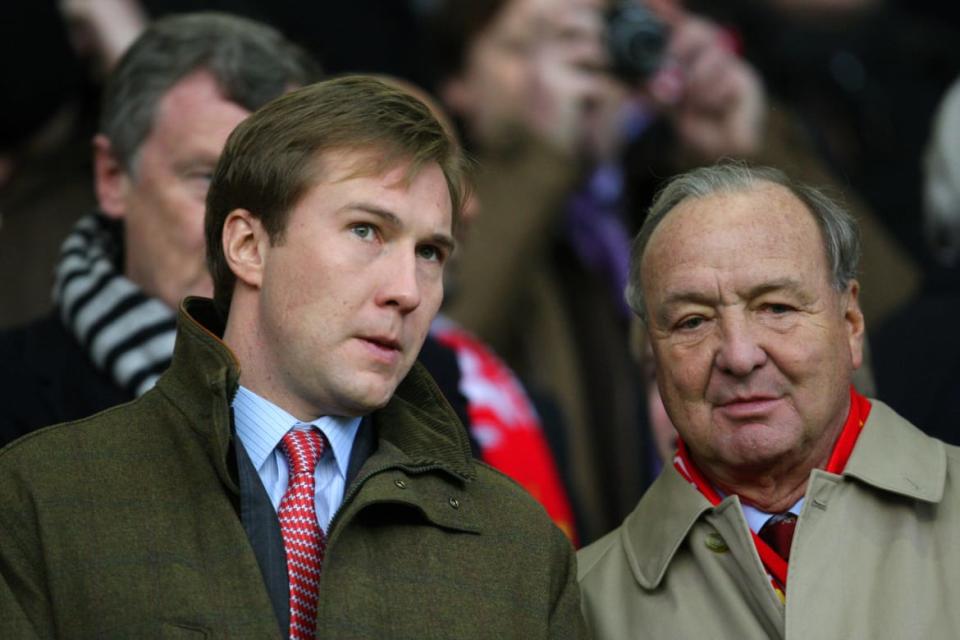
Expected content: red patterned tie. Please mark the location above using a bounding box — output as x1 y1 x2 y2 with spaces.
279 428 327 639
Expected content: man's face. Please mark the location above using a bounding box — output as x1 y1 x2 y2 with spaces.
98 70 250 309
641 183 864 477
443 0 608 150
252 152 454 420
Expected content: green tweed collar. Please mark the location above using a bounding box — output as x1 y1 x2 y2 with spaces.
156 297 476 495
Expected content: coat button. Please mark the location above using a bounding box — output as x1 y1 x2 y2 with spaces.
448 497 460 510
394 479 406 489
704 532 729 553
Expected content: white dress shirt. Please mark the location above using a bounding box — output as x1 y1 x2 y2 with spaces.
741 497 805 534
232 385 361 531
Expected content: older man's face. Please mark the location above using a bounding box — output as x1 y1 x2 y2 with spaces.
97 70 251 310
641 183 864 476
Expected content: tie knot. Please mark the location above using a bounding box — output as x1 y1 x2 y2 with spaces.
758 512 798 561
280 428 326 477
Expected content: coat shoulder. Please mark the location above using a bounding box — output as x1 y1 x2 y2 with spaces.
577 524 625 580
468 460 564 533
0 388 167 485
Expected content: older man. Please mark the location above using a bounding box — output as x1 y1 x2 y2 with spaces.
0 13 318 445
578 163 960 638
0 77 584 638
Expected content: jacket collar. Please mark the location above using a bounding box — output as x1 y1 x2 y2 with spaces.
621 463 713 589
843 400 946 503
155 297 476 495
620 398 947 589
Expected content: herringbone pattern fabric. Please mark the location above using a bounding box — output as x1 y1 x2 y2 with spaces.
279 428 327 639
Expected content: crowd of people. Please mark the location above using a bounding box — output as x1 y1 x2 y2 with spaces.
1 1 959 638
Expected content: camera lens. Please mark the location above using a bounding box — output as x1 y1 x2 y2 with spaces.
607 2 669 83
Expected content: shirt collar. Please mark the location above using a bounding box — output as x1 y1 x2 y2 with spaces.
739 497 804 534
232 385 361 479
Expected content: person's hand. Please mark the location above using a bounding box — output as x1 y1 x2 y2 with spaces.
645 13 766 164
524 0 614 158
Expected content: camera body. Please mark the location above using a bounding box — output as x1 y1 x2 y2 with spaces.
606 2 669 83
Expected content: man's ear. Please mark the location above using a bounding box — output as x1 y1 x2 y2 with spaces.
223 209 268 290
844 280 866 370
93 134 131 219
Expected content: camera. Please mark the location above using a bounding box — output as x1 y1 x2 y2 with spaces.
606 2 669 83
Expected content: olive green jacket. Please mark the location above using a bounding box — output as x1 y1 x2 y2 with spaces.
0 298 585 639
578 401 960 639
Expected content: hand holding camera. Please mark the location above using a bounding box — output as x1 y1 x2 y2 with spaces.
607 1 766 164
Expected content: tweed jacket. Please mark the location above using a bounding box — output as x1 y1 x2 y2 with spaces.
578 401 960 639
0 298 585 639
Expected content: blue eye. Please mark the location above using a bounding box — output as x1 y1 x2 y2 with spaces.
351 224 375 240
417 245 442 262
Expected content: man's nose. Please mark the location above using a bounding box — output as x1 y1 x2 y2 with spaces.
714 314 767 377
376 252 422 313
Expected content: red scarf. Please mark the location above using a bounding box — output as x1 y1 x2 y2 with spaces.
673 386 871 593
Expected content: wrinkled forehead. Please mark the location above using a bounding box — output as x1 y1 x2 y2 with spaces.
641 184 830 291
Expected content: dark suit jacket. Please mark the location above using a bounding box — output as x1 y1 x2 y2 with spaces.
0 311 129 446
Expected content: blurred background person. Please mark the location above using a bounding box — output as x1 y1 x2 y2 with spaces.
872 74 960 446
427 0 659 541
0 13 319 444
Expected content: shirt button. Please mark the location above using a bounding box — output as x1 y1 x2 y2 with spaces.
394 479 407 489
448 497 460 510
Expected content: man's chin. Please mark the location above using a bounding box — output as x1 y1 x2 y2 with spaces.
725 440 799 472
706 424 800 467
335 377 403 416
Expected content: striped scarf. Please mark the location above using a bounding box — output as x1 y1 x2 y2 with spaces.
53 213 176 397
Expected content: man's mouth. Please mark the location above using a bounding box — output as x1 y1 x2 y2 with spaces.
357 335 403 364
361 335 401 351
716 395 782 418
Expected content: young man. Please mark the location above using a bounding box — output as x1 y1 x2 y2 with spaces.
0 77 584 638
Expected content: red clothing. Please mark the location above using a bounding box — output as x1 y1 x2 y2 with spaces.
674 386 871 593
432 319 578 545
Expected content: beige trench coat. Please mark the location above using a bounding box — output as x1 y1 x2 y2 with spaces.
578 401 960 639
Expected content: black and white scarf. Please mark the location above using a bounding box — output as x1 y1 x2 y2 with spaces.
53 213 177 397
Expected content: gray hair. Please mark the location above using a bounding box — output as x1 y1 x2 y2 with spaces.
101 12 320 172
924 75 960 268
625 162 861 321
